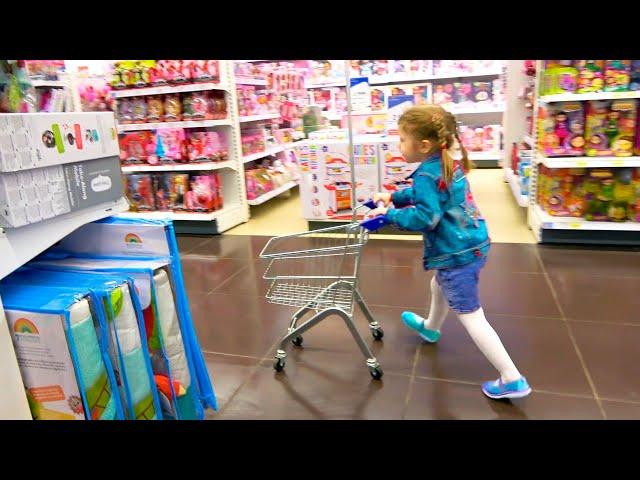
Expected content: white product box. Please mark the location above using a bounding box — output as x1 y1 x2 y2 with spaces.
386 95 415 136
0 155 123 229
0 112 119 173
297 138 381 221
378 140 419 193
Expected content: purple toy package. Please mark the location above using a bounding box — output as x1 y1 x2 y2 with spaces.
540 101 585 157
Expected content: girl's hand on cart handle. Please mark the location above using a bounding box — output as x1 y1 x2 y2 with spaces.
366 206 388 220
373 192 392 207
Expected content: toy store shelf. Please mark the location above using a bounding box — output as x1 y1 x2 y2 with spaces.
504 167 528 208
118 205 235 222
446 104 505 114
306 81 347 89
369 69 504 85
117 119 231 132
0 197 129 280
239 113 280 123
532 204 640 231
469 151 503 161
112 82 227 98
31 79 65 88
242 145 288 163
539 91 640 103
121 160 236 173
235 77 268 86
247 180 298 206
534 154 640 168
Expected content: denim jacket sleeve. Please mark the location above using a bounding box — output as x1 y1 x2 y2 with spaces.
391 187 414 208
386 172 442 231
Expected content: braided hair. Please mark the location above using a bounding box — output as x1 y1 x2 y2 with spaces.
398 104 472 185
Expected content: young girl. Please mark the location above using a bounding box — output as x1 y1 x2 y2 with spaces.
369 104 531 400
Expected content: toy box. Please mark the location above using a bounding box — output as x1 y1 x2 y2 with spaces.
608 168 636 222
585 101 615 157
155 128 187 163
245 168 274 201
341 112 387 135
378 140 418 193
630 61 640 91
0 155 124 229
153 174 171 211
166 173 189 210
432 84 454 105
386 95 415 136
454 82 474 106
608 100 637 157
630 168 640 221
583 168 614 221
604 60 631 92
458 125 502 153
538 102 585 156
575 60 604 93
0 112 120 173
127 174 155 211
119 132 153 165
472 82 492 104
370 87 387 111
541 67 578 95
539 167 586 217
298 139 381 220
186 174 219 212
408 83 432 105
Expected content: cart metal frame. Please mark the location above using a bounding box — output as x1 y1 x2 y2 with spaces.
259 211 384 379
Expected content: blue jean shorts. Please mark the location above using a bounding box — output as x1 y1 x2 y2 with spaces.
435 256 487 314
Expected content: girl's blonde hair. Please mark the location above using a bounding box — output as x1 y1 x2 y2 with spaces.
398 104 472 185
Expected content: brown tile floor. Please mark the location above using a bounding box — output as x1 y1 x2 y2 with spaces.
177 235 640 420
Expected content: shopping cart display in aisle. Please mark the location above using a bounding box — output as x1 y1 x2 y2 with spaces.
259 203 388 379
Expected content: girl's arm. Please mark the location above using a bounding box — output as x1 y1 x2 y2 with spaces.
386 175 441 231
390 186 414 208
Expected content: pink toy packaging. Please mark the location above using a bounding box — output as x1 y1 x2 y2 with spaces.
155 128 187 163
538 102 585 156
432 84 453 105
604 60 631 92
186 174 217 212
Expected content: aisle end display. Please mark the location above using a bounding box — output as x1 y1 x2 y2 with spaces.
527 60 640 244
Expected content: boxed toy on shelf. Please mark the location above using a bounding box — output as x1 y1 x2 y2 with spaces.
109 60 219 90
125 172 223 213
116 91 227 124
584 100 637 157
378 139 418 193
537 101 585 157
458 124 502 154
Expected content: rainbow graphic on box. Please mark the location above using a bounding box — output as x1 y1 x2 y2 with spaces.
124 233 143 245
13 318 39 335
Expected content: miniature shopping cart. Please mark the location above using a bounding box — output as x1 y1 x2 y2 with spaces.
259 204 385 380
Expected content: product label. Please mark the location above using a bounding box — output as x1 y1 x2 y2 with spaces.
6 310 84 420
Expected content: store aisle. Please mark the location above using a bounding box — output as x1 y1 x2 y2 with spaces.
177 234 640 420
227 169 535 243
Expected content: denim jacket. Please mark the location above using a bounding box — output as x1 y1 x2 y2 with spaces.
385 154 490 270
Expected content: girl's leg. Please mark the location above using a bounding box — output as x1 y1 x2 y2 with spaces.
457 307 521 384
401 275 449 343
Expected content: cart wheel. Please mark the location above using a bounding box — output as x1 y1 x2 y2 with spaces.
372 328 384 341
369 367 384 380
273 358 285 372
292 335 304 347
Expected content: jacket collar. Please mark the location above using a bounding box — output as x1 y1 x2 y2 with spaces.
408 154 440 179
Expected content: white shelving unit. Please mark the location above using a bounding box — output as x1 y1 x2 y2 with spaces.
31 79 66 88
504 167 528 207
111 82 227 98
0 113 129 419
526 60 640 244
235 77 268 86
115 61 250 234
239 113 280 123
118 119 230 132
122 160 236 173
247 180 298 206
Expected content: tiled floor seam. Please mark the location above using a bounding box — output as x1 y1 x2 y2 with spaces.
401 346 421 420
207 264 250 295
180 237 214 255
534 248 608 420
215 337 284 417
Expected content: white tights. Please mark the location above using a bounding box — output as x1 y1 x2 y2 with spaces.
423 276 522 384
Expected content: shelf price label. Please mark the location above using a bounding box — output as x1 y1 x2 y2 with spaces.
576 160 588 167
612 159 625 167
568 222 582 229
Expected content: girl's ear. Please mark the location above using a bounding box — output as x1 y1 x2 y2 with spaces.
420 139 432 153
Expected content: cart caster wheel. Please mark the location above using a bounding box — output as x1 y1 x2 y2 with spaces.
292 336 304 347
372 328 384 341
273 358 286 372
369 367 384 380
